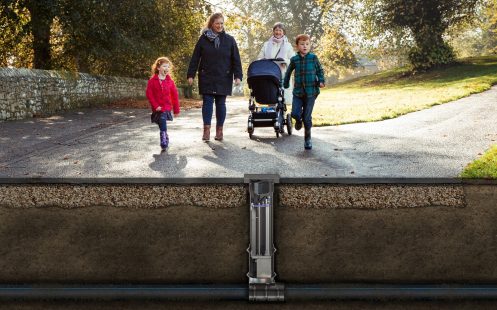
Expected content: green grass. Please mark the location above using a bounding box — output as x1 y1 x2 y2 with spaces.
461 145 497 179
310 55 497 126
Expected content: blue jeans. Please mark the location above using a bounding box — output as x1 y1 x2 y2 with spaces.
158 111 168 131
202 94 227 126
291 95 316 129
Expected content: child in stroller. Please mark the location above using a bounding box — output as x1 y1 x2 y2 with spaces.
247 58 292 139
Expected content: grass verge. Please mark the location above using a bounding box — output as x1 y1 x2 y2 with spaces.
312 55 497 126
461 145 497 179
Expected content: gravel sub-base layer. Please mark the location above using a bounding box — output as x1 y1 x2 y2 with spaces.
0 184 466 209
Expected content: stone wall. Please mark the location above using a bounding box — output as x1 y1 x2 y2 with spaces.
0 68 147 121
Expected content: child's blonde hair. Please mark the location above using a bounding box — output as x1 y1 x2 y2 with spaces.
151 57 173 78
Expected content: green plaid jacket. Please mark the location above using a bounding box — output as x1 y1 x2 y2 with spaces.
283 52 325 98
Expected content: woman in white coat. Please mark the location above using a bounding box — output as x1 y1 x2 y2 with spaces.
257 22 294 104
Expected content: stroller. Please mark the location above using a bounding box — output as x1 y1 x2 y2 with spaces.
247 59 292 139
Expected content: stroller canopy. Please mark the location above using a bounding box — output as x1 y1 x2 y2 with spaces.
247 59 281 87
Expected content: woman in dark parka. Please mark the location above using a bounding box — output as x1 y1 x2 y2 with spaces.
187 12 243 141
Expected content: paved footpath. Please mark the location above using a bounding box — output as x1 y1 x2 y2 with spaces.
0 86 496 178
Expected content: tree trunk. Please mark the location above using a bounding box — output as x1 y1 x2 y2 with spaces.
406 2 455 70
411 23 444 52
75 53 90 73
27 1 53 69
408 18 454 70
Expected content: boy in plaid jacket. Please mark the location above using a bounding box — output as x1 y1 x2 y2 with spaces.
283 34 325 150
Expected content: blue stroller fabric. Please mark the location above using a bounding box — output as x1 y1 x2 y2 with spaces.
247 59 282 105
247 59 281 85
246 59 292 138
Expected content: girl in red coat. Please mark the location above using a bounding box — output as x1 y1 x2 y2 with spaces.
146 57 180 151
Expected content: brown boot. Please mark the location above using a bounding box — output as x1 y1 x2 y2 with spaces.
214 126 223 141
202 125 211 141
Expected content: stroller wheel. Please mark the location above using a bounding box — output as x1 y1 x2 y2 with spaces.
277 111 285 134
248 124 254 139
276 131 280 138
247 118 254 139
286 113 293 135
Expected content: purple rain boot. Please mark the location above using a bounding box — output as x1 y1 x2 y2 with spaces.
160 131 169 150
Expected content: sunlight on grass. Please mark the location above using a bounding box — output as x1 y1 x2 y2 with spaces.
311 56 497 126
461 145 497 179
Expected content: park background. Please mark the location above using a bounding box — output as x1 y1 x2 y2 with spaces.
1 0 496 177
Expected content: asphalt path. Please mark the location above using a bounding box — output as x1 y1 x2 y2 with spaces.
1 86 496 178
